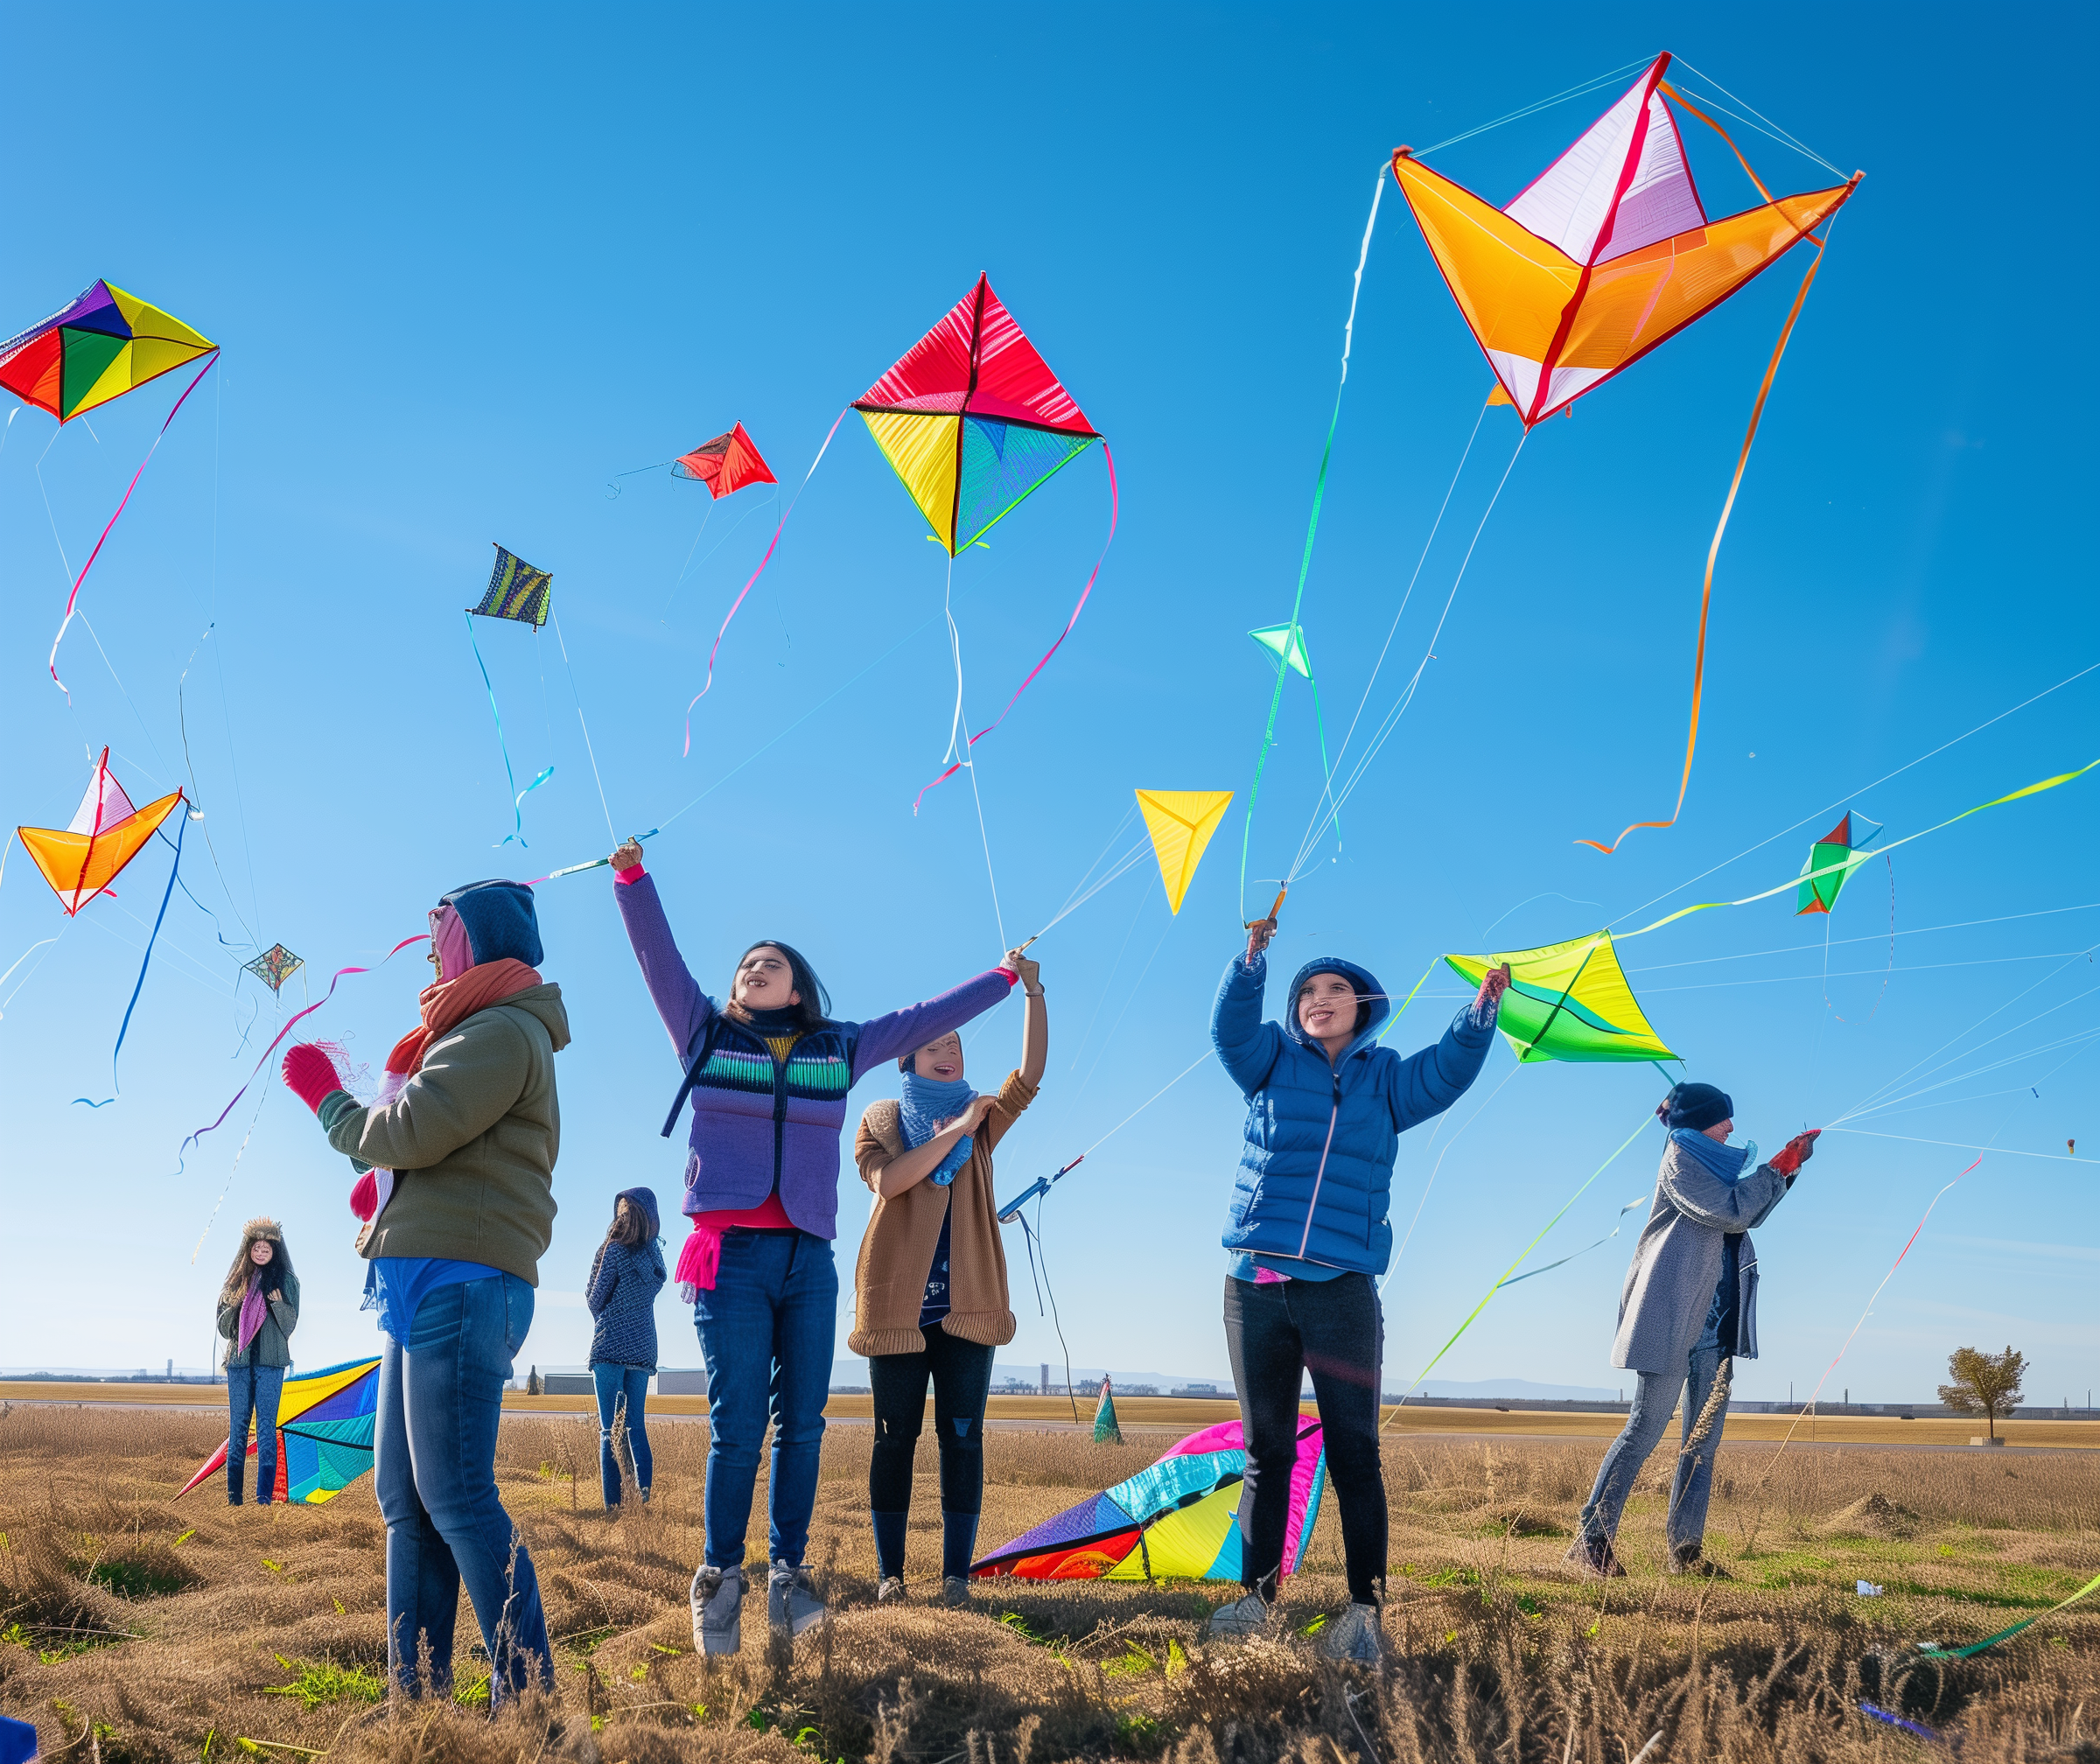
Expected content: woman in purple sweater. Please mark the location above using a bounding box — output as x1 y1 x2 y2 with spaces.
609 837 1018 1654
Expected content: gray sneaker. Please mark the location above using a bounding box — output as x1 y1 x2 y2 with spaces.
936 1575 971 1609
690 1564 746 1656
768 1560 826 1639
876 1574 908 1605
1320 1602 1383 1664
1208 1590 1275 1640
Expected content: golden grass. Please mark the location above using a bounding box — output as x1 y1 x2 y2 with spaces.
1 1403 2096 1760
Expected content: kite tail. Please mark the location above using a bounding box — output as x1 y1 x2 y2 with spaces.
1575 228 1832 854
465 611 534 848
171 933 427 1175
74 805 186 1107
682 409 848 756
912 442 1119 814
48 351 220 700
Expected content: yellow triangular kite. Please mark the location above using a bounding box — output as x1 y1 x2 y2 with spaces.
1136 789 1233 915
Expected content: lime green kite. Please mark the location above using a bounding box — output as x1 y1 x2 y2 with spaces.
1446 931 1676 1065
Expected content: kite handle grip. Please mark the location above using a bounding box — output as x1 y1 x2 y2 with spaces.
1245 887 1287 930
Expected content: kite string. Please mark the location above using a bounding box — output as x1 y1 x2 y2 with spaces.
1577 215 1840 854
551 610 618 843
1415 57 1657 156
1238 165 1385 918
682 409 848 754
74 808 186 1108
464 611 530 848
47 349 221 698
912 444 1120 812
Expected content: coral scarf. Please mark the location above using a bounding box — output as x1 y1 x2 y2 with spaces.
348 958 543 1222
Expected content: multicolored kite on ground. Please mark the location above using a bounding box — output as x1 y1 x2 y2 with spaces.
673 424 776 498
1796 811 1880 915
1446 931 1676 1064
1390 54 1858 427
973 1417 1326 1582
856 276 1100 556
17 749 183 916
1137 790 1233 915
242 944 305 994
178 1356 381 1505
0 281 214 423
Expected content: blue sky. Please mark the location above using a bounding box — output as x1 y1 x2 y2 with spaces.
3 5 2094 1408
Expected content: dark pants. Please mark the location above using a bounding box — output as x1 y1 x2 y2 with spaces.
375 1274 553 1703
869 1325 996 1516
1223 1272 1386 1606
227 1362 284 1504
592 1363 654 1507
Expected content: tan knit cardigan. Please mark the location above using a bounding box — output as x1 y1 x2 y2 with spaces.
848 1068 1034 1357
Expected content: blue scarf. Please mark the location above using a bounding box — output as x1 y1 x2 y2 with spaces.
1671 1127 1755 1180
900 1071 976 1187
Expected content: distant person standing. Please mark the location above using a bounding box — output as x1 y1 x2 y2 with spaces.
216 1219 300 1506
587 1187 668 1508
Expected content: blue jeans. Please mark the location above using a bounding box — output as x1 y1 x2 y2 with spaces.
375 1273 553 1702
694 1229 836 1570
227 1362 284 1504
592 1363 654 1507
1577 1341 1726 1557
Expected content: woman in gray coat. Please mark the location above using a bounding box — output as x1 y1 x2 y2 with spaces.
216 1217 300 1505
1568 1084 1816 1578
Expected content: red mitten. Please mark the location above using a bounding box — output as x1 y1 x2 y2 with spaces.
1770 1129 1819 1177
282 1043 346 1113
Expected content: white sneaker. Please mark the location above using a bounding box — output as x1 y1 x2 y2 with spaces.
1208 1590 1275 1640
690 1564 745 1656
767 1560 826 1638
1320 1602 1383 1664
876 1574 908 1605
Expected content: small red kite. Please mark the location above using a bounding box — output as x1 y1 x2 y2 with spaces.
672 423 776 499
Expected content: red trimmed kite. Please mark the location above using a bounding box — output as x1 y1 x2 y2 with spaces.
0 281 214 424
1390 54 1859 427
673 423 776 498
18 748 183 916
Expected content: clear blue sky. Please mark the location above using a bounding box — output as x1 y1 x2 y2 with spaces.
3 5 2093 1408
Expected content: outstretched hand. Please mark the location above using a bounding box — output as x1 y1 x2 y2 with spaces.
1474 962 1513 1012
1771 1129 1820 1177
281 1044 344 1115
1245 917 1277 962
611 836 645 872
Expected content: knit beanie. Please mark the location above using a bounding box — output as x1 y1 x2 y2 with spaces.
438 879 542 969
1663 1082 1733 1133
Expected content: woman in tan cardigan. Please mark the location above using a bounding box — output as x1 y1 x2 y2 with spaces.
851 952 1046 1606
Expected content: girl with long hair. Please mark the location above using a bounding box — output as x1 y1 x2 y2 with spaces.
609 836 1020 1654
586 1187 668 1508
216 1218 299 1506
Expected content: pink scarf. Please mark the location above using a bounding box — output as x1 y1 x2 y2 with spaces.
235 1271 269 1353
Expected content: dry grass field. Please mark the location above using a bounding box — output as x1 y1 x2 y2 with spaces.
1 1402 2096 1762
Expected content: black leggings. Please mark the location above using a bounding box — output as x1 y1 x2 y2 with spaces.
868 1325 995 1516
1223 1271 1387 1606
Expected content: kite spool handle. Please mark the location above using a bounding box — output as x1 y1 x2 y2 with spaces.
1013 934 1040 956
1245 887 1287 931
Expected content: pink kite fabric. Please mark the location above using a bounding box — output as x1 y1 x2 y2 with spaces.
911 440 1117 812
48 350 220 697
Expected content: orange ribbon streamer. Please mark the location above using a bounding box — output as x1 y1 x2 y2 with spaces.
1576 226 1836 855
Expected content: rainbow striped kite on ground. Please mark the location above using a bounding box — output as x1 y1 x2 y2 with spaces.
178 1356 381 1505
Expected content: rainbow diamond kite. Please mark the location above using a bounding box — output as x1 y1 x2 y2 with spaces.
855 276 1100 555
178 1356 381 1505
0 281 214 424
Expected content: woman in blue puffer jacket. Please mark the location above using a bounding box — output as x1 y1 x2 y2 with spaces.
1208 915 1509 1661
586 1186 668 1508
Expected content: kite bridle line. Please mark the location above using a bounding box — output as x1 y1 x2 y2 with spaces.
1237 163 1387 922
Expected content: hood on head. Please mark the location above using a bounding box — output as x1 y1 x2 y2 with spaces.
435 878 542 976
615 1186 660 1231
503 983 571 1052
1284 956 1388 1056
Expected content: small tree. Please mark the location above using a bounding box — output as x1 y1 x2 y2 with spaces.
1938 1345 2026 1440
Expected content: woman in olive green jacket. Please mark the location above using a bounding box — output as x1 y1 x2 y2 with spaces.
216 1218 300 1505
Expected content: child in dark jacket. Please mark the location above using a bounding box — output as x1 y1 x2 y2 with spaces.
587 1187 668 1508
607 836 1019 1654
1208 915 1509 1662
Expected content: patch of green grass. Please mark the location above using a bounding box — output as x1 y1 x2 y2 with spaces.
1116 1712 1170 1755
4 1620 129 1664
81 1556 191 1600
1102 1643 1158 1676
262 1655 384 1711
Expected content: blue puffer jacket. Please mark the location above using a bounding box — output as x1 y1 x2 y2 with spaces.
1213 951 1497 1276
586 1200 668 1368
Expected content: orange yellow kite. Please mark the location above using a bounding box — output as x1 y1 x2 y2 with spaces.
18 748 183 916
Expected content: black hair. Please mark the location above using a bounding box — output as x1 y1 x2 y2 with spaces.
607 1201 656 1248
1293 969 1372 1036
727 939 832 1034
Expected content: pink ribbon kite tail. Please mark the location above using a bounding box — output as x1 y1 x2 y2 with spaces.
682 409 848 755
49 350 221 698
913 442 1118 813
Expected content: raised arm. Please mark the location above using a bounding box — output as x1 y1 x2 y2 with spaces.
1657 1144 1790 1231
1014 950 1047 1088
611 851 714 1060
849 966 1017 1080
1212 948 1284 1097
